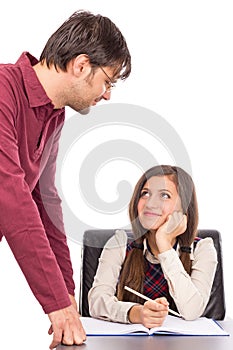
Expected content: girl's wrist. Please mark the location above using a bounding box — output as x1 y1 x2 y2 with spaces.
156 236 172 254
128 304 143 324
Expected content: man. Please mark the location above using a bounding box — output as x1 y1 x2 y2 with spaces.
0 10 131 348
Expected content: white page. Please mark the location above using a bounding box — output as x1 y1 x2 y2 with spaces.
150 316 229 336
80 317 148 335
81 316 229 336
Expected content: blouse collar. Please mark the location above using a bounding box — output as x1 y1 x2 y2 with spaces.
143 238 195 264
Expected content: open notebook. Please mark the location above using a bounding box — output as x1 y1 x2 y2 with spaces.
80 315 229 336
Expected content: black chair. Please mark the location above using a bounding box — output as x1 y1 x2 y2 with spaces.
79 229 226 320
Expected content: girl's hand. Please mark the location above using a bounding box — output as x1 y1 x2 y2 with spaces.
128 297 169 328
156 211 187 253
140 297 169 328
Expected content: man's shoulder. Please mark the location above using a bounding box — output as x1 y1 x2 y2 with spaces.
0 61 23 101
0 59 21 83
0 62 15 74
0 52 35 74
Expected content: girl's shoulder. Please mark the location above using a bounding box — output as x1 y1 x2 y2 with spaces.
193 236 217 260
193 236 202 249
193 236 215 249
104 229 128 249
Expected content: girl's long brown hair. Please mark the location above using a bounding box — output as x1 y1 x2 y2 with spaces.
117 165 199 302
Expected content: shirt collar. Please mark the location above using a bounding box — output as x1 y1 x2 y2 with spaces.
143 238 159 263
143 238 195 264
16 52 56 109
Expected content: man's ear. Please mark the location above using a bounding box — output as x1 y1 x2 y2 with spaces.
72 54 92 77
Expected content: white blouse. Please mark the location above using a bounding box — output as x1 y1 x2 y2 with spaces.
88 229 218 322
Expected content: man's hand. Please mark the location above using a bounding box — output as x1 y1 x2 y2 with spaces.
69 294 78 310
48 303 86 349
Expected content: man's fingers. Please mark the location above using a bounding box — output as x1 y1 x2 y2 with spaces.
62 319 86 347
48 305 86 348
49 327 63 349
48 324 53 335
73 322 86 344
61 319 73 346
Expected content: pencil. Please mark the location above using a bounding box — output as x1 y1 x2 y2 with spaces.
124 285 183 318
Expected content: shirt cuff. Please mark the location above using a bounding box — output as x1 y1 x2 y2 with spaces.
158 248 185 275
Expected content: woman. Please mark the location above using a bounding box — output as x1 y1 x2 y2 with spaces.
88 165 217 327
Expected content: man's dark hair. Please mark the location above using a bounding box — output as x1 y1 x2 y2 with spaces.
40 10 131 80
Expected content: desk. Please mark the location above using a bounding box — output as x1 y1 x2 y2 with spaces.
57 320 232 350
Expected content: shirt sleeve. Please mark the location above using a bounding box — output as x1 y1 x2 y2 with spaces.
158 237 218 320
0 78 71 314
32 124 75 297
88 230 137 323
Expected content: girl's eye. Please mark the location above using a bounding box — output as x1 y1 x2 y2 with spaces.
140 190 150 198
161 192 170 199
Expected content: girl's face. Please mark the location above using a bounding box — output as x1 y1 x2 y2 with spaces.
137 175 182 231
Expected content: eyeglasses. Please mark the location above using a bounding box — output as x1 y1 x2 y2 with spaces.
99 66 116 92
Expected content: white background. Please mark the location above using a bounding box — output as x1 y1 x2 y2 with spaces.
0 1 232 349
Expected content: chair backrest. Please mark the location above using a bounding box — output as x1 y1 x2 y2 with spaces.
198 230 225 320
79 229 226 320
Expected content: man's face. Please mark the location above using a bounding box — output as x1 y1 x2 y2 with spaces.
66 65 117 114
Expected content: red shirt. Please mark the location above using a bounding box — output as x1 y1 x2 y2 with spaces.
0 52 74 313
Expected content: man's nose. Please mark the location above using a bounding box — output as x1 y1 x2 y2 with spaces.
102 90 111 101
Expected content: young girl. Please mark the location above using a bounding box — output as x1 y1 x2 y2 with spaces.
88 165 217 327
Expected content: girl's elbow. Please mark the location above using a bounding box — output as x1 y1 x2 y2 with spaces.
180 303 206 320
